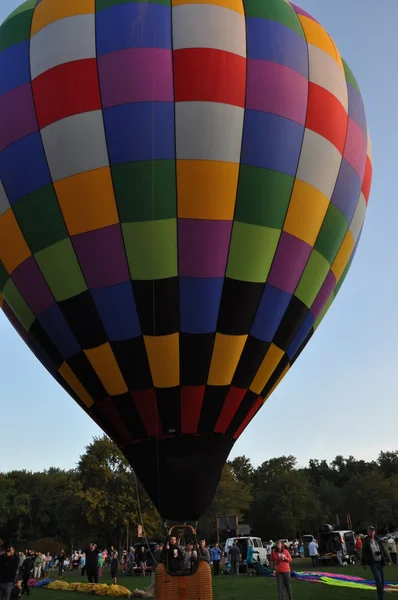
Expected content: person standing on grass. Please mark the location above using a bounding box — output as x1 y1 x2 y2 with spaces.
308 539 318 567
356 536 363 564
210 544 222 576
387 537 397 565
85 544 99 584
334 536 343 566
57 551 65 578
271 541 293 600
97 553 103 579
21 553 33 597
362 526 390 600
110 553 118 585
228 541 241 576
0 547 20 600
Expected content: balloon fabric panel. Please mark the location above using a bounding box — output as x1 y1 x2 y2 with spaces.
0 0 372 521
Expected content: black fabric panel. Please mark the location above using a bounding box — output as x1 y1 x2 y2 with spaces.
59 291 107 348
112 392 147 440
124 436 234 521
272 296 308 351
260 353 290 398
67 351 107 401
111 337 153 391
232 336 270 388
217 278 265 335
290 328 314 366
29 320 64 368
225 389 258 438
198 385 230 434
180 333 215 386
132 278 179 336
156 387 181 435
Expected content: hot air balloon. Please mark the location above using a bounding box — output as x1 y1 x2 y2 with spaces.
0 0 372 523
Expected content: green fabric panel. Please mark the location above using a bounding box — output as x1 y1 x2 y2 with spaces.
97 0 170 10
295 249 330 307
0 261 9 293
314 293 333 330
0 0 36 52
35 239 87 301
314 203 348 265
2 279 35 330
123 219 177 280
243 0 305 38
13 186 69 254
226 221 280 283
334 255 353 296
235 167 294 229
342 58 361 93
112 161 176 222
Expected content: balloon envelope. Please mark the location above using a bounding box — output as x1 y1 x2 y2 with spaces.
0 0 371 521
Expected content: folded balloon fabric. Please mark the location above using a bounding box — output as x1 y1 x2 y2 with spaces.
34 581 132 597
292 571 398 591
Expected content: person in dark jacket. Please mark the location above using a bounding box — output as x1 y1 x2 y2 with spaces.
21 554 34 596
0 547 20 600
162 537 184 573
57 552 65 578
110 553 118 585
85 544 98 584
362 526 390 600
10 580 22 600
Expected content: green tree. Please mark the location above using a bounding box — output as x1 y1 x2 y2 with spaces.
228 456 254 487
198 464 252 541
250 467 321 539
76 436 161 550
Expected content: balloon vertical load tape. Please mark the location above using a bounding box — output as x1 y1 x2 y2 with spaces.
155 561 212 600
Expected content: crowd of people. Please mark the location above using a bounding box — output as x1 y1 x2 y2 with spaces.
0 527 396 600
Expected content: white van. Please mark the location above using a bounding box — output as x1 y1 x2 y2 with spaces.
224 537 269 565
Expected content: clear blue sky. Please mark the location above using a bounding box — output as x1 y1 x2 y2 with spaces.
0 0 396 473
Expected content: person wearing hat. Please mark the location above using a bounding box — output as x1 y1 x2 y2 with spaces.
362 526 390 600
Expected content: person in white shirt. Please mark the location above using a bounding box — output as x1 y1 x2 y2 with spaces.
308 540 319 567
387 537 397 565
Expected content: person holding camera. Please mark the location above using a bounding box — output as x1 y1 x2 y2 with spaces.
362 526 390 600
0 547 20 600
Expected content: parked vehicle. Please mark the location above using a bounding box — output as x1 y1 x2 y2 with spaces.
317 529 356 565
224 537 269 565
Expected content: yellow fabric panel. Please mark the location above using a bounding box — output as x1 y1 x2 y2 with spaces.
298 16 343 70
0 209 31 274
84 343 128 396
58 362 94 408
177 160 239 220
31 0 95 36
144 333 180 388
208 333 247 386
55 168 119 235
172 0 244 15
263 364 290 403
250 344 285 395
331 229 354 282
283 179 329 246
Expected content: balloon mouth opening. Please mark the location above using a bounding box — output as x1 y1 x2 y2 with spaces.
124 435 234 522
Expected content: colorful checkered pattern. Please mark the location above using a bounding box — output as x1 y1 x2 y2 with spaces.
0 0 371 447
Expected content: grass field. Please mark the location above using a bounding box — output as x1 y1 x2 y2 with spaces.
31 559 398 600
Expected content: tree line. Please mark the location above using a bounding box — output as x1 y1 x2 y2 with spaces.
1 436 398 551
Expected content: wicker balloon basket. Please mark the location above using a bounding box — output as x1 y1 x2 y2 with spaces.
155 560 213 600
